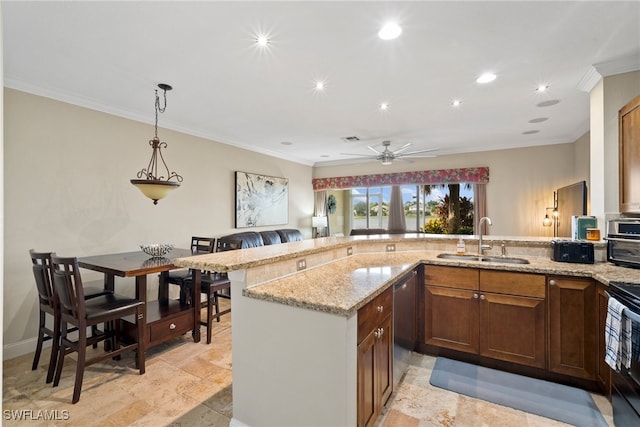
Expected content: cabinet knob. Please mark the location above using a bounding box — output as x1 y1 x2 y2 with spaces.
377 305 384 313
480 295 486 300
549 280 557 286
169 323 176 330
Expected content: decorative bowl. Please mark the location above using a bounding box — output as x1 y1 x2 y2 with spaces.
140 243 175 257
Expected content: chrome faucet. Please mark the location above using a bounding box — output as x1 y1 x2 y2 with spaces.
478 217 493 256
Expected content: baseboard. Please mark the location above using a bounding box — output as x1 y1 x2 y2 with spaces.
229 418 251 427
3 336 47 361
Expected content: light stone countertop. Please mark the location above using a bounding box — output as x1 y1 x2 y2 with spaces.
173 235 635 318
172 233 605 272
242 250 640 317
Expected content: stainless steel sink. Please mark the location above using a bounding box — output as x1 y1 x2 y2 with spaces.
436 253 481 261
436 253 529 264
480 256 529 264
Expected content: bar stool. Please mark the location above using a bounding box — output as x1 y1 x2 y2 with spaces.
51 255 146 403
29 249 109 383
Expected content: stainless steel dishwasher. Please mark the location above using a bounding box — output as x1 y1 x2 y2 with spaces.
393 269 418 387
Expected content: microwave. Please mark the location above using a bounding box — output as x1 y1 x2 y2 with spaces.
606 218 640 268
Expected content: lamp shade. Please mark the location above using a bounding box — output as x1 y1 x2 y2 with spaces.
131 179 180 205
312 216 328 228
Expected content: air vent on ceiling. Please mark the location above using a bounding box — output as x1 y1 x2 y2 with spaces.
341 136 360 142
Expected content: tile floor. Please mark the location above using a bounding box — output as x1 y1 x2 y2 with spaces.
3 300 613 426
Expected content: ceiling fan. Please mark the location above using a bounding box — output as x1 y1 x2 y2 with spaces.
341 140 438 165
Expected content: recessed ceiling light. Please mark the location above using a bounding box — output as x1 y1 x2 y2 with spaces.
536 85 549 92
476 73 497 84
529 117 548 123
256 34 270 47
537 100 560 107
378 22 402 40
280 141 293 146
320 155 330 158
315 81 325 91
452 99 462 107
522 130 540 135
379 102 389 111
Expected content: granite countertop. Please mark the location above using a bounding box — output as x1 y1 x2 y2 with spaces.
172 234 600 273
242 250 640 318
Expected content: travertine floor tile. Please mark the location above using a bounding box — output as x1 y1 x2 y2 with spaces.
4 298 611 427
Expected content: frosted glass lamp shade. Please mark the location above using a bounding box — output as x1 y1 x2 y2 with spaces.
131 180 180 205
312 216 328 228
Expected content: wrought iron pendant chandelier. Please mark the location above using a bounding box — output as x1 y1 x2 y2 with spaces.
131 83 183 205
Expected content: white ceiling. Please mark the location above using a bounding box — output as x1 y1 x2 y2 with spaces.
3 1 640 167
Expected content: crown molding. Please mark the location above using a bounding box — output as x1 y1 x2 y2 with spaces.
577 54 640 93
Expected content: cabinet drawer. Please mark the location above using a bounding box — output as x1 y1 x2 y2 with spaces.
358 287 392 344
149 312 193 343
480 270 545 298
425 265 479 290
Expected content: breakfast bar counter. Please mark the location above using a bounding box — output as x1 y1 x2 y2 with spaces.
172 235 639 427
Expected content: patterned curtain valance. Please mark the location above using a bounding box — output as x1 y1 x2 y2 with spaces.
312 167 489 191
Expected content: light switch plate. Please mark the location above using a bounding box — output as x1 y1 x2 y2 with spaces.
347 247 353 256
297 259 307 270
386 244 396 252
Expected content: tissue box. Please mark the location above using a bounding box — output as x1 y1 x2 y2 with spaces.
571 216 597 240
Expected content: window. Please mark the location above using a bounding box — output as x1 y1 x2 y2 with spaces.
350 184 475 234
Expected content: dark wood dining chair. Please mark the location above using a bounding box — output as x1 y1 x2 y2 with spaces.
50 255 146 404
163 236 216 302
29 249 109 384
183 238 241 344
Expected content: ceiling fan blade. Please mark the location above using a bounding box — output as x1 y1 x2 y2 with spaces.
391 143 413 154
340 152 377 157
367 145 382 154
397 148 439 156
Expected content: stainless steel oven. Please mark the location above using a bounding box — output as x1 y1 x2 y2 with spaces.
606 218 640 268
607 282 640 426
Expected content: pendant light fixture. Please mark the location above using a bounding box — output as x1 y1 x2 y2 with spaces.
131 83 183 204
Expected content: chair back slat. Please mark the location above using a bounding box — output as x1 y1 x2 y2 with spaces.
51 256 86 320
29 250 56 308
191 237 216 255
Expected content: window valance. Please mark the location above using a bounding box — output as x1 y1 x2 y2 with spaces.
312 167 489 191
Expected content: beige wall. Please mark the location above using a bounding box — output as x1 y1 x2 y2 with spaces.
590 70 640 224
314 141 589 237
3 88 314 357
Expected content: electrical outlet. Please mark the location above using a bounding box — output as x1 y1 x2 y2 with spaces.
297 259 306 270
347 247 353 256
386 244 396 252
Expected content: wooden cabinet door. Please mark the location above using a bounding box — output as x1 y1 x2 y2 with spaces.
479 292 546 368
620 94 640 213
357 330 376 427
425 286 479 353
376 315 393 407
596 283 611 395
548 276 596 379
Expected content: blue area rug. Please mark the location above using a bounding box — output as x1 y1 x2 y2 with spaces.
430 357 607 427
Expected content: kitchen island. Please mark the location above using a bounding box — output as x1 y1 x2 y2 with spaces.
174 234 639 427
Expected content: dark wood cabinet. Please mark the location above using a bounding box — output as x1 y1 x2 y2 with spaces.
357 287 393 427
619 94 640 214
425 266 546 369
479 270 546 368
547 276 597 379
597 283 612 395
424 265 479 353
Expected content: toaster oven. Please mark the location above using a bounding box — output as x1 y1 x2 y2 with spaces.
606 218 640 268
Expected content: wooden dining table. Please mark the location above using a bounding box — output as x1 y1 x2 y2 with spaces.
78 248 201 350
